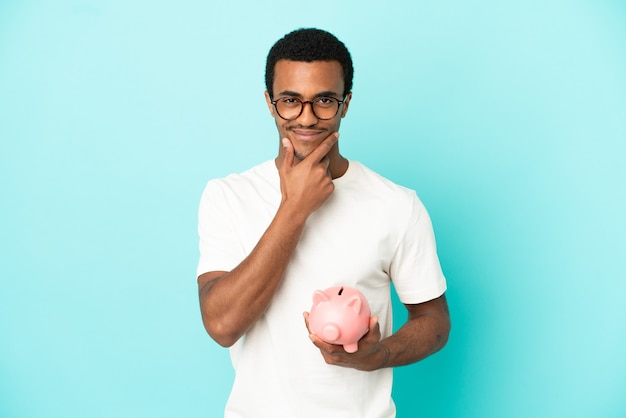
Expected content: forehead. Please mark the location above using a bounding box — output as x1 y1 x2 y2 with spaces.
273 60 344 96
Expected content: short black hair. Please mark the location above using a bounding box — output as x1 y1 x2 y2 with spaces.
265 28 354 99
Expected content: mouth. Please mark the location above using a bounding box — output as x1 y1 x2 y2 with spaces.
289 128 327 143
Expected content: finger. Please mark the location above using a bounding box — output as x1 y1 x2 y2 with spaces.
369 315 379 330
306 132 339 163
281 137 295 168
367 316 382 340
310 333 341 353
369 316 380 335
303 312 311 333
322 156 330 172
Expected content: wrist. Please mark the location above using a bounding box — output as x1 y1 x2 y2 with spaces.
377 343 391 370
276 200 310 225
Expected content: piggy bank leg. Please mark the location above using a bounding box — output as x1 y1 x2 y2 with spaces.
344 343 358 353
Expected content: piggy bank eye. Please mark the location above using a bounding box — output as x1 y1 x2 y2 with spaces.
338 287 344 295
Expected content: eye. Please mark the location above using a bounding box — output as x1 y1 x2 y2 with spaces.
315 97 335 107
280 97 300 107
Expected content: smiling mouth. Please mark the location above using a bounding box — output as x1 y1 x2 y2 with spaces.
289 128 326 141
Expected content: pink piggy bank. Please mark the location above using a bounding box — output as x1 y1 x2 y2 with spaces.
308 286 371 353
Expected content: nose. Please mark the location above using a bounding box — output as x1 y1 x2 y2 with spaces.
296 101 319 126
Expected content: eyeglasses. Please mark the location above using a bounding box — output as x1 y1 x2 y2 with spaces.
270 96 345 121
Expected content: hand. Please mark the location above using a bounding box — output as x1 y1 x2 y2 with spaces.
278 133 338 218
303 313 391 372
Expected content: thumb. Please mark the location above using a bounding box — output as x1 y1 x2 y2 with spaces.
281 137 295 168
369 316 379 332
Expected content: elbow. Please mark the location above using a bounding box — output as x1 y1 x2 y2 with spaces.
202 315 242 348
435 314 451 352
439 326 450 351
432 293 451 352
212 334 239 348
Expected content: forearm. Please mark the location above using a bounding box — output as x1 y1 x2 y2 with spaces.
199 204 308 347
379 314 449 368
378 295 451 368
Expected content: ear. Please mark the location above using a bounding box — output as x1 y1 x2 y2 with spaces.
313 290 330 305
341 92 352 118
345 294 362 314
264 91 275 117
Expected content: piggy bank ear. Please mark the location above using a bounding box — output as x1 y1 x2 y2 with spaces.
345 295 362 314
313 290 330 305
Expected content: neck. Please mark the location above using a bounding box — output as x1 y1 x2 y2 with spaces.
328 155 349 179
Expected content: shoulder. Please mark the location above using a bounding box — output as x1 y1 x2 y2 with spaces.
347 161 419 201
202 160 277 195
345 161 429 223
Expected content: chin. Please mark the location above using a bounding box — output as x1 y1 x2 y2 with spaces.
292 142 321 161
293 149 309 161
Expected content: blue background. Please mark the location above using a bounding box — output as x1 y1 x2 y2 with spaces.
1 1 625 417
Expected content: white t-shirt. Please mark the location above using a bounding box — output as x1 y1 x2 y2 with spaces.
197 160 447 418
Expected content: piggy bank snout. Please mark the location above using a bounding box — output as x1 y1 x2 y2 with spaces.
321 323 341 341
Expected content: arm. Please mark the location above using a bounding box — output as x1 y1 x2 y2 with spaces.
378 294 451 367
198 134 338 347
307 293 450 371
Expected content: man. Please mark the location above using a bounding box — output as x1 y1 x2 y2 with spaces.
197 28 450 418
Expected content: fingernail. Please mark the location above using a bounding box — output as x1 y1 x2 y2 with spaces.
282 138 289 147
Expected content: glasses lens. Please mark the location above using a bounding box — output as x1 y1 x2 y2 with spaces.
313 98 339 120
275 98 302 120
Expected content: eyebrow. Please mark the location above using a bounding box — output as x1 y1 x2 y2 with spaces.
277 90 342 99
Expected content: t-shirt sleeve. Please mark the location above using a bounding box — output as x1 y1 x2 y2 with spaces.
389 192 447 304
196 180 245 277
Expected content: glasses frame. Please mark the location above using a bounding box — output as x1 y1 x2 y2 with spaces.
270 96 346 121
